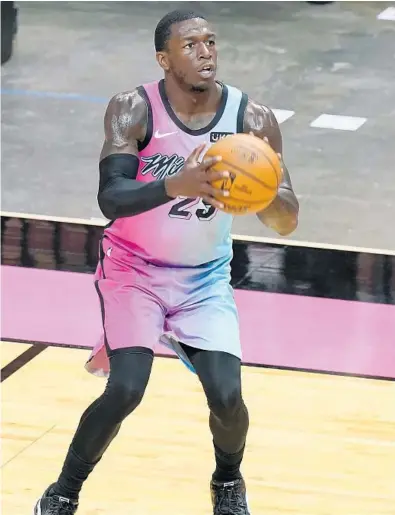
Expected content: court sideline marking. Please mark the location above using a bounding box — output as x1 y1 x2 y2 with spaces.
1 343 48 382
377 6 395 20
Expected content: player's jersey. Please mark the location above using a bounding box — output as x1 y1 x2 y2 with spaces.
104 79 248 268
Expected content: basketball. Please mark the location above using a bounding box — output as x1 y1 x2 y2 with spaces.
204 133 283 215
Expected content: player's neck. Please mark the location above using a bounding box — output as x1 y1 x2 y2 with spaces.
163 76 221 115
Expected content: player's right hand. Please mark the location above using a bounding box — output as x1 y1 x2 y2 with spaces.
164 144 229 209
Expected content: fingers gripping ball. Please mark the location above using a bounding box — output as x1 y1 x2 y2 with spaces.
204 133 283 215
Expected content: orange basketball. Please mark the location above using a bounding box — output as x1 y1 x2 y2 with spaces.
204 133 282 215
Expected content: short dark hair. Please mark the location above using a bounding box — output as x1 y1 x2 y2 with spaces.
154 9 206 52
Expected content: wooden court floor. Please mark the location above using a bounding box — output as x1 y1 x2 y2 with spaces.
1 340 395 515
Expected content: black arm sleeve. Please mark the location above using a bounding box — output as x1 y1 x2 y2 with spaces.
97 154 174 220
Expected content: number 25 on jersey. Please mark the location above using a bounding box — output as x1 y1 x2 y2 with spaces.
168 197 217 221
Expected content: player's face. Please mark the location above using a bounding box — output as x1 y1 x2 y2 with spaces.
158 18 218 92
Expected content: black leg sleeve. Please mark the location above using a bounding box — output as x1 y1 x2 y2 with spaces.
54 349 153 499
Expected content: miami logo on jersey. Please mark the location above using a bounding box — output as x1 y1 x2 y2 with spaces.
139 152 220 222
140 153 185 181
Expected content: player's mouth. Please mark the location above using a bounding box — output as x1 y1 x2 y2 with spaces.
197 64 215 79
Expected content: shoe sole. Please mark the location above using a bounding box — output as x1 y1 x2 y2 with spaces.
33 499 41 515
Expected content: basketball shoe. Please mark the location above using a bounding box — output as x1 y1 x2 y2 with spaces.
210 477 250 514
33 484 78 514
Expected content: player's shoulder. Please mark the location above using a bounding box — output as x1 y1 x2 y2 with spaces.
237 95 278 135
105 87 148 129
245 97 277 126
107 88 147 113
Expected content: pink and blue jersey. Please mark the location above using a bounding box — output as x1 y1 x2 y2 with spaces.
104 79 247 268
86 80 247 377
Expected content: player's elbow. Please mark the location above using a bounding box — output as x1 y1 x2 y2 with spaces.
97 190 118 220
276 214 298 236
279 201 299 235
278 195 299 235
271 197 299 236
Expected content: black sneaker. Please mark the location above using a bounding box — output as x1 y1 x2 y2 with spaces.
33 484 78 514
210 478 250 514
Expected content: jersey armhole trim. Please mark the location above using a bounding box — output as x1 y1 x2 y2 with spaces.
136 85 153 152
236 93 248 134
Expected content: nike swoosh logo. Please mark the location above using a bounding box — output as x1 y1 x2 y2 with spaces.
154 130 177 139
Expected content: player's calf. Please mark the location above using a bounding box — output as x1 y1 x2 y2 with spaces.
33 351 154 512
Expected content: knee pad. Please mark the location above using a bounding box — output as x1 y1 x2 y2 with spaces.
206 380 243 421
104 349 153 420
105 381 145 419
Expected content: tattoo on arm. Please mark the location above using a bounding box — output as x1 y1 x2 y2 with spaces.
100 89 148 161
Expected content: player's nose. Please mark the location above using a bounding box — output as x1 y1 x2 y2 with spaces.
197 42 212 60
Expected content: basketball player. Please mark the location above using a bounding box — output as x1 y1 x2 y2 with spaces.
34 9 298 515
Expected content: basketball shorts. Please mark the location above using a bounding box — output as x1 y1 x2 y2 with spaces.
85 236 241 377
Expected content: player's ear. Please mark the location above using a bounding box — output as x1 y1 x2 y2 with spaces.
156 52 170 72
